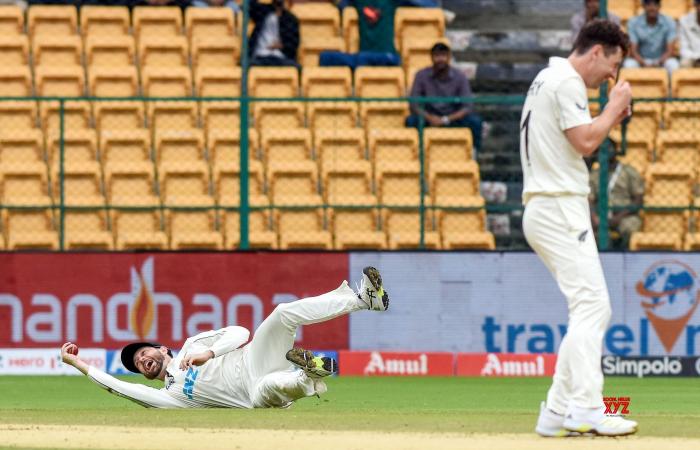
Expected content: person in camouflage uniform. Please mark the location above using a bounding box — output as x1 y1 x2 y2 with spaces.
589 141 644 249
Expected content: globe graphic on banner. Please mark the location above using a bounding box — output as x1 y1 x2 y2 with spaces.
636 261 700 352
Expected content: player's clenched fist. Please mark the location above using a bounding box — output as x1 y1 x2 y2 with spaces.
608 80 632 125
179 350 215 371
61 342 79 364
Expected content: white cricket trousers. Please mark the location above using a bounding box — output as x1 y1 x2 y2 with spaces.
243 281 364 407
523 195 612 413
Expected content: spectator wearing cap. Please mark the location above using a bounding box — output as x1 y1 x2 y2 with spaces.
680 0 700 67
570 0 621 43
249 0 300 67
406 42 483 152
624 0 680 78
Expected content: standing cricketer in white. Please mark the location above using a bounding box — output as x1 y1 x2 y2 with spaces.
60 267 389 409
520 19 638 436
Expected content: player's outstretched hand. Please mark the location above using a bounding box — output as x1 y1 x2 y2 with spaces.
179 350 215 371
61 342 80 366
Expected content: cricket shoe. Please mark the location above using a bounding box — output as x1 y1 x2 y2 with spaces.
286 348 338 379
357 266 389 311
535 402 576 437
563 406 638 436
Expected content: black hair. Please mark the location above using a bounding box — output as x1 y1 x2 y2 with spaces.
431 42 450 54
573 18 630 57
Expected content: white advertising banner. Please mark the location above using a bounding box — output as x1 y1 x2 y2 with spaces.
0 348 106 375
350 253 700 356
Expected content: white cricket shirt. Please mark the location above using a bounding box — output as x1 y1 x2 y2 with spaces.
87 326 254 408
520 57 593 203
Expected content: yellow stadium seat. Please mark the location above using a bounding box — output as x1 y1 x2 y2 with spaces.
133 6 183 40
395 7 445 52
80 6 130 37
671 68 700 97
208 128 259 171
643 164 694 207
608 0 638 23
431 161 482 207
425 127 474 169
683 207 700 250
139 35 188 69
298 37 344 67
148 103 197 132
35 66 84 96
0 164 50 206
261 128 312 166
331 208 385 249
610 132 652 175
105 163 157 206
654 130 699 168
85 35 135 68
291 2 340 40
630 210 687 251
0 67 32 97
0 35 28 66
196 67 241 132
611 102 659 144
664 102 700 137
28 5 77 37
382 208 440 249
619 68 668 98
276 207 332 250
438 209 495 250
355 67 405 97
94 102 145 132
377 165 421 207
65 209 114 250
155 129 205 166
191 36 240 69
160 161 212 204
112 208 168 250
101 129 152 173
0 5 23 36
186 7 235 42
0 129 45 173
222 210 277 250
249 66 299 97
360 103 408 130
323 164 374 206
659 0 690 20
54 164 104 206
370 128 419 170
401 37 450 73
214 158 265 206
0 102 36 131
142 66 192 97
302 67 352 98
89 66 139 97
253 102 304 133
341 7 358 53
32 35 82 67
47 129 98 171
3 209 58 250
315 128 366 168
167 206 223 250
40 102 91 133
308 102 357 130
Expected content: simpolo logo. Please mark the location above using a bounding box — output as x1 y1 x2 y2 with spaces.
602 356 683 378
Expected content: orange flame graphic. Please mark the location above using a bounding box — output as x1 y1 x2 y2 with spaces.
129 271 155 340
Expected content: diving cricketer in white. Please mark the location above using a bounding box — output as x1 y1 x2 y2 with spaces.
60 267 389 409
520 20 638 437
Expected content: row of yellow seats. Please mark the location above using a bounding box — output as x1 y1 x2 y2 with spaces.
589 68 700 101
612 129 700 175
610 0 693 21
0 206 493 251
630 208 700 250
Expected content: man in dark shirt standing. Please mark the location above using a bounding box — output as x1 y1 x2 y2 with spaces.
249 0 300 67
406 43 483 152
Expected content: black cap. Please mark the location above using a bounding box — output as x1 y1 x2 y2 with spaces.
120 342 172 374
431 42 450 54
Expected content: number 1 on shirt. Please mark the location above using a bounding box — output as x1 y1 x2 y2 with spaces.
521 110 532 166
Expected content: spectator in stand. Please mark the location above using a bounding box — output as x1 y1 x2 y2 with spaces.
249 0 300 68
589 141 644 250
0 0 26 10
679 0 700 67
406 43 483 152
192 0 240 13
570 0 620 43
624 0 680 78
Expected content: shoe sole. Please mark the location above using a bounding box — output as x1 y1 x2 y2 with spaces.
363 266 389 310
564 424 638 437
286 348 338 377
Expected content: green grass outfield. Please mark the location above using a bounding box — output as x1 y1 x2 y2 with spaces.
0 376 698 438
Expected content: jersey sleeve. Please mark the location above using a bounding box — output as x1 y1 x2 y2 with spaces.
182 326 250 358
555 77 593 131
87 366 188 409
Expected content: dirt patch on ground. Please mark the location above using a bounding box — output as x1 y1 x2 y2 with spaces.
1 424 697 450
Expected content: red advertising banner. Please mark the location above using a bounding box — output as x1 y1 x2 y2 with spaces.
0 253 350 350
456 353 557 377
339 351 454 376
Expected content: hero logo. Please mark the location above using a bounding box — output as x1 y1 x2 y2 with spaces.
0 257 299 345
480 353 545 376
364 352 428 375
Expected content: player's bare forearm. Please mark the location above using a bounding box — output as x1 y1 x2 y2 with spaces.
61 342 89 376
